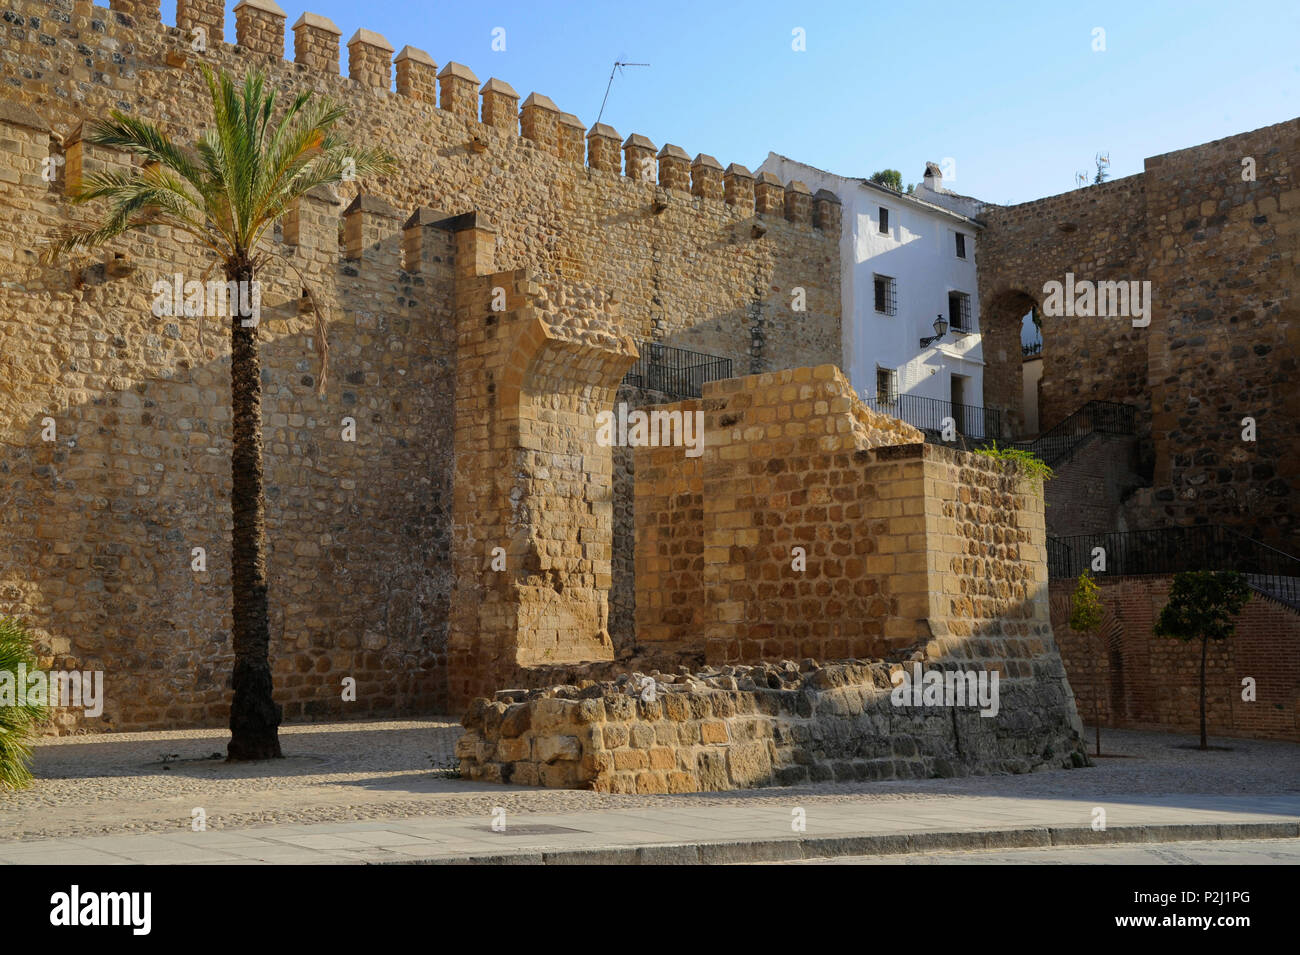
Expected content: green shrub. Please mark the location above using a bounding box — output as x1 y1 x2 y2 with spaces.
973 441 1054 482
0 617 49 791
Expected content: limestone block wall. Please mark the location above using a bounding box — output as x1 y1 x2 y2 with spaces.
457 658 1088 793
461 415 1089 790
0 0 842 730
691 368 926 664
0 0 841 375
444 215 640 710
634 365 1060 671
631 400 704 650
0 111 456 730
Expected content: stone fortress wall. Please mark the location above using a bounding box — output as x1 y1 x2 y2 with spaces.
977 120 1300 548
0 0 843 728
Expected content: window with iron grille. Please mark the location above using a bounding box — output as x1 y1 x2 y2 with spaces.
955 232 967 259
878 207 890 234
875 366 897 404
948 291 971 331
873 274 897 315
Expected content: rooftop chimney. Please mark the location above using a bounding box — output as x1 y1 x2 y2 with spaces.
923 161 944 193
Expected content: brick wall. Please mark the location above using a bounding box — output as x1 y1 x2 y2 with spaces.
1050 576 1300 741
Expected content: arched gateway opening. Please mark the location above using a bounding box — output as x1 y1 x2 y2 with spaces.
980 288 1040 440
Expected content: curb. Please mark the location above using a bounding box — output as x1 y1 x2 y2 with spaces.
376 820 1300 865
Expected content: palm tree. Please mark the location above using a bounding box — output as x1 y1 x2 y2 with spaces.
45 68 395 760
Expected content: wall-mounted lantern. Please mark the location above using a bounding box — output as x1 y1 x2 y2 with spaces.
920 315 948 349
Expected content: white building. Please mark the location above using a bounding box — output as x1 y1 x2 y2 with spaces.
758 154 992 438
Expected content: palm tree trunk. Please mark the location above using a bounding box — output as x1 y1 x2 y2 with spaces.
1199 634 1208 751
227 261 282 760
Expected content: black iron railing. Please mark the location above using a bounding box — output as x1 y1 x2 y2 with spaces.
622 340 732 401
862 392 1002 442
1016 400 1135 467
1048 524 1300 609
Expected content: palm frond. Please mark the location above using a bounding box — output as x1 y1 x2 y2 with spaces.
82 112 215 207
0 618 48 791
48 64 396 366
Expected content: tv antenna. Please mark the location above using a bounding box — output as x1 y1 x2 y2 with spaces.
1093 151 1111 184
596 60 650 126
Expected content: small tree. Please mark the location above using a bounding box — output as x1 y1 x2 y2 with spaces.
1153 571 1251 750
868 169 905 192
1068 571 1105 756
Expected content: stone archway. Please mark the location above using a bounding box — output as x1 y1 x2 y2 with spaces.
976 192 1154 442
981 288 1039 439
442 216 640 709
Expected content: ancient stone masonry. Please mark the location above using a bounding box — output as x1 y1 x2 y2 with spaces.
0 0 841 730
456 366 1091 789
457 657 1088 793
978 119 1300 548
979 174 1151 438
0 0 1089 768
443 213 641 708
633 366 1058 673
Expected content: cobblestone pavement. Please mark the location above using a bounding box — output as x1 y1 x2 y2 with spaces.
1 721 1296 842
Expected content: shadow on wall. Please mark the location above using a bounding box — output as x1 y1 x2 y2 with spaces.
457 577 1092 793
1050 576 1300 742
2 212 836 734
0 245 454 733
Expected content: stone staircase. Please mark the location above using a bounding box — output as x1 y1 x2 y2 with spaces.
1014 400 1136 468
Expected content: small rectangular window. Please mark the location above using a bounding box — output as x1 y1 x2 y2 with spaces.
955 232 967 259
875 367 897 404
948 291 971 331
878 207 890 234
873 275 897 316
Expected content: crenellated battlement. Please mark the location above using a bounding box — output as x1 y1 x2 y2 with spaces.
0 0 846 730
95 0 839 225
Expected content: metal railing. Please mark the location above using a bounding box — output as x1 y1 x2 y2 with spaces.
1016 400 1135 467
862 392 1001 441
1048 524 1300 609
622 340 732 401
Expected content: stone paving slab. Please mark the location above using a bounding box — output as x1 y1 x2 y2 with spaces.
2 794 1296 865
777 838 1300 865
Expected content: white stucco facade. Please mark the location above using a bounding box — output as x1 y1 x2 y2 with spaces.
758 153 990 436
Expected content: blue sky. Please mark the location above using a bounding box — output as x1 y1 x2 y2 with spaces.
168 0 1299 204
